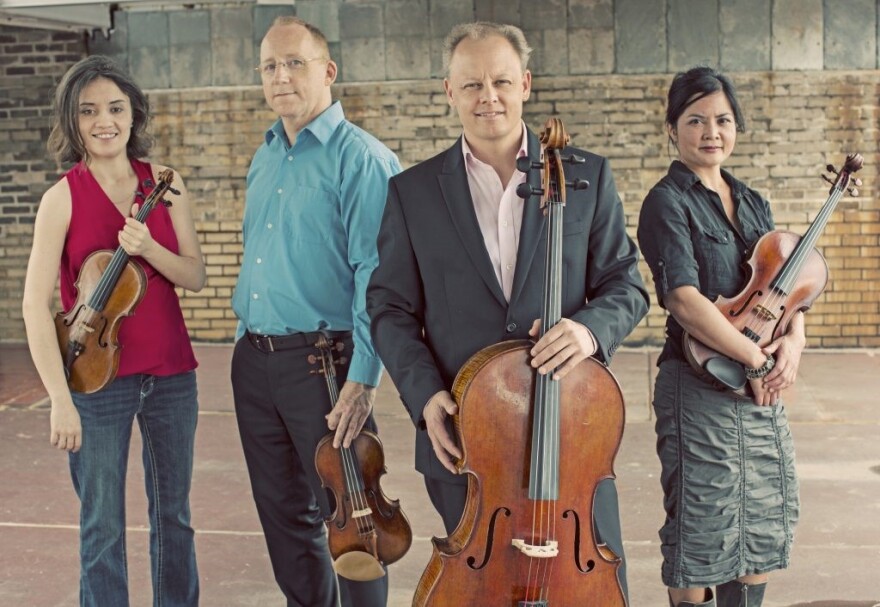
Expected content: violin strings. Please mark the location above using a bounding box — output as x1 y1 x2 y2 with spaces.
324 351 372 540
743 182 844 352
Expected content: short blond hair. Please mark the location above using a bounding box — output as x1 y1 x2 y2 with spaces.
443 22 532 74
267 15 331 58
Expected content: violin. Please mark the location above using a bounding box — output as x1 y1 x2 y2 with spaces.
414 119 626 605
684 154 864 393
54 169 178 394
312 332 412 582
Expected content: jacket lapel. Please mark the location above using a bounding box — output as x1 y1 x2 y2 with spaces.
438 137 508 307
509 128 545 304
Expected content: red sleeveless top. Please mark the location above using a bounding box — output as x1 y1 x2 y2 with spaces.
60 159 197 378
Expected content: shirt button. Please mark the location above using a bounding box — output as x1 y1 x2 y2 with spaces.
506 264 513 270
256 258 262 264
503 221 509 227
506 322 517 333
267 223 273 229
252 293 259 300
287 156 293 161
277 188 283 194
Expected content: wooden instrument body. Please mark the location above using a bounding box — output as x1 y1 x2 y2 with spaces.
54 250 146 394
315 429 413 567
414 341 626 606
683 230 828 394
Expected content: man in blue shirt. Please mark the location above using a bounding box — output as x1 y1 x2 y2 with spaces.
231 16 401 607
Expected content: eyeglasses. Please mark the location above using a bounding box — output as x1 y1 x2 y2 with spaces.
255 57 326 77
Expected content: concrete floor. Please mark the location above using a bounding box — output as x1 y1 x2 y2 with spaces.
1 343 878 606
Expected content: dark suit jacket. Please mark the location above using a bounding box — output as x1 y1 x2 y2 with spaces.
366 129 649 481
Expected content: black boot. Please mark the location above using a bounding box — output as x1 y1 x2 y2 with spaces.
669 588 715 607
715 580 766 607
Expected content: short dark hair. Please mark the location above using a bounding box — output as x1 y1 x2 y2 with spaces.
666 66 746 136
48 55 152 164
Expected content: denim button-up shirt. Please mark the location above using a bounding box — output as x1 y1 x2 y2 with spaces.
232 102 401 386
638 160 775 364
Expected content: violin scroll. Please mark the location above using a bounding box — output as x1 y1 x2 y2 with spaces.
822 153 863 197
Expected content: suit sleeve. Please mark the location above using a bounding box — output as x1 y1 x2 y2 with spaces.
570 157 650 363
367 177 447 427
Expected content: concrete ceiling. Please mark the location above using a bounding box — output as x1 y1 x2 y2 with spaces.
0 0 288 34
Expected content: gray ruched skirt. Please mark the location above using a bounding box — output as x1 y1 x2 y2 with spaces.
653 359 799 588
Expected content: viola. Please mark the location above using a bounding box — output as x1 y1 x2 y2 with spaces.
54 169 178 394
684 154 864 393
312 332 412 582
414 119 626 606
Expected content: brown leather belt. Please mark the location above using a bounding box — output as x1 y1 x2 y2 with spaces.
245 330 351 353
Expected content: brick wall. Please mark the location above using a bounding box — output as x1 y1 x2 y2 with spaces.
2 24 879 347
0 26 86 341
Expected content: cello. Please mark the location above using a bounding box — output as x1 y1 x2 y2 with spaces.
312 332 413 582
683 153 864 393
54 169 179 394
413 119 627 606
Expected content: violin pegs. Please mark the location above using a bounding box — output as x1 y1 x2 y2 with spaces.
852 177 863 187
847 187 859 197
821 174 835 186
334 341 345 352
307 354 318 364
825 164 837 174
160 198 173 208
168 186 181 196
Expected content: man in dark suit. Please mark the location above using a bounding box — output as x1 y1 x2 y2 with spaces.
366 22 649 598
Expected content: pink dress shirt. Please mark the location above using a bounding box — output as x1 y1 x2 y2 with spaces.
462 126 529 302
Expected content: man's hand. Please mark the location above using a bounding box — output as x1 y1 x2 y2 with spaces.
326 381 376 448
528 318 598 380
423 390 462 474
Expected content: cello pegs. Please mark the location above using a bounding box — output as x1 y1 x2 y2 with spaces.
516 183 543 199
561 154 585 164
566 178 590 190
516 157 542 172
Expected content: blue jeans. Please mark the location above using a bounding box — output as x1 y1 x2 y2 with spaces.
69 371 199 607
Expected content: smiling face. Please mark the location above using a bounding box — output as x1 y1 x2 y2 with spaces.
670 90 737 176
443 34 531 154
259 23 336 137
76 77 133 162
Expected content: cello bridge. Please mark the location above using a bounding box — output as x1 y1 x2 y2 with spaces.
511 538 558 558
753 304 777 321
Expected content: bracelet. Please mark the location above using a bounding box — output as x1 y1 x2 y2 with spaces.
745 354 775 380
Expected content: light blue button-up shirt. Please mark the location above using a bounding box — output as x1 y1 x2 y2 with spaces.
233 101 401 386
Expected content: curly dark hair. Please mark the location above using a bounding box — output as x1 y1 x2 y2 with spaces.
48 55 152 164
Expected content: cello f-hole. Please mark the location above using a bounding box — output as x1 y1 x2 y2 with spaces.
466 506 510 570
562 508 595 573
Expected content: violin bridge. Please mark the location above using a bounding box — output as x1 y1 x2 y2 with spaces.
753 304 777 321
511 538 558 558
351 507 372 518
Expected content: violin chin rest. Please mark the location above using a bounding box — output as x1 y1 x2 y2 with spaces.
333 551 386 581
704 357 747 391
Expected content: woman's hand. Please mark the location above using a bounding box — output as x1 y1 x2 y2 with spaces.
50 398 82 452
118 203 156 257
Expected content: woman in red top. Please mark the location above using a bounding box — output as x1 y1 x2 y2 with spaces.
22 55 205 606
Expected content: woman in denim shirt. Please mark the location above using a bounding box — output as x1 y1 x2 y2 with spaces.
638 67 805 607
